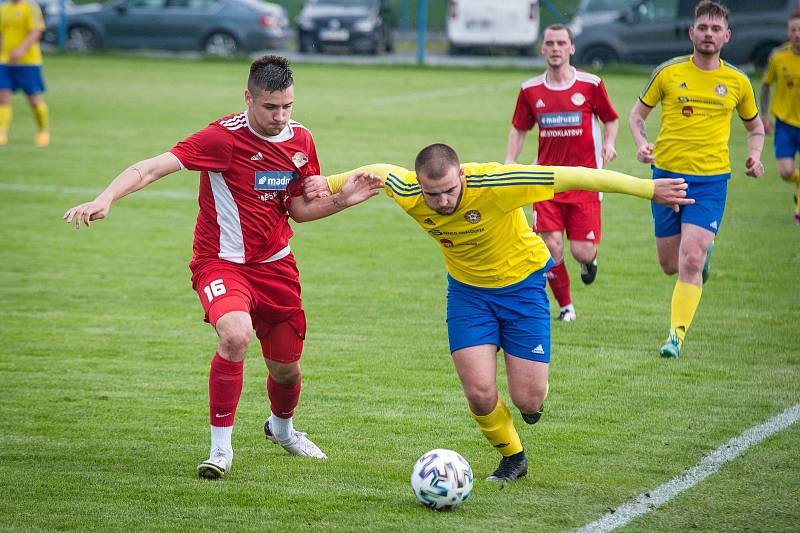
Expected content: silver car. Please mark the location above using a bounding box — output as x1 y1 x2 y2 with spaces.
44 0 289 57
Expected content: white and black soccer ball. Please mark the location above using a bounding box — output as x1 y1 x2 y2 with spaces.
411 448 473 511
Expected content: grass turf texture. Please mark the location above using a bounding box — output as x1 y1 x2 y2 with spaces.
1 54 798 531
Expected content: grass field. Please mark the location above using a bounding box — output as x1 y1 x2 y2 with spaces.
1 54 798 531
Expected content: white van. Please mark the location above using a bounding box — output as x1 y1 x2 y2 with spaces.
446 0 539 55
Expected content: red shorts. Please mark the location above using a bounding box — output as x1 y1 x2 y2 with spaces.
533 198 602 243
190 256 306 363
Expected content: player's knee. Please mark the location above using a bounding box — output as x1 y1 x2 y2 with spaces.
266 360 301 384
465 386 498 416
511 391 545 416
217 326 252 358
680 247 706 274
659 257 678 275
779 169 795 181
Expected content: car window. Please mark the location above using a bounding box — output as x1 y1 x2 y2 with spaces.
309 0 373 6
165 0 219 8
126 0 166 8
635 0 678 21
724 0 789 11
583 0 635 13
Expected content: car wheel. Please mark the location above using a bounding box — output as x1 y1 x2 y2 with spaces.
580 45 619 69
204 32 239 57
385 31 394 53
67 26 100 53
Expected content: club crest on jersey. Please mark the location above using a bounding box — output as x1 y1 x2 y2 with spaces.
464 210 481 224
255 171 298 191
539 112 582 128
714 83 728 97
570 93 585 106
292 152 309 168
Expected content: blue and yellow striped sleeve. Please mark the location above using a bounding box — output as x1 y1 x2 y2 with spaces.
325 164 407 193
463 162 556 212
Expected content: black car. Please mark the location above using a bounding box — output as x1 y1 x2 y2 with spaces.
296 0 396 54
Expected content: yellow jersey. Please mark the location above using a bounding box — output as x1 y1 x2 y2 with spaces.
763 43 800 128
330 162 558 288
640 55 758 178
0 0 45 65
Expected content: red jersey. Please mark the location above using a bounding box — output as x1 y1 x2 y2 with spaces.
511 68 618 202
170 113 320 265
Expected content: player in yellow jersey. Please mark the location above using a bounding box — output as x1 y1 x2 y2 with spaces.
305 144 692 482
761 13 800 224
0 0 49 147
629 0 765 359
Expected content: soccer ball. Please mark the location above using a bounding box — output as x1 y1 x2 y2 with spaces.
411 449 473 511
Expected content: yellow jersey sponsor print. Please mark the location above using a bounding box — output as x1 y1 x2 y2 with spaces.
0 0 45 65
381 162 555 288
763 43 800 128
640 55 758 176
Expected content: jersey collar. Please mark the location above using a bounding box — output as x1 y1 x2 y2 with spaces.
543 66 577 91
244 111 295 143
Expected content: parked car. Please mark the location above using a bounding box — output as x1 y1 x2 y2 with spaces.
446 0 539 56
567 0 636 38
296 0 396 54
572 0 799 68
43 0 289 57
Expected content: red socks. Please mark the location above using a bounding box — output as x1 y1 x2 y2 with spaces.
267 374 301 419
547 260 572 308
208 353 243 427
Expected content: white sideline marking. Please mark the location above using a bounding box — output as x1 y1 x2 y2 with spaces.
368 81 519 105
0 182 195 200
576 403 800 533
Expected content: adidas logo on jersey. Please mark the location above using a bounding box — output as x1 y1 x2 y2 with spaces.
535 99 545 108
532 344 545 355
586 230 595 240
251 152 265 161
679 82 688 89
710 220 718 230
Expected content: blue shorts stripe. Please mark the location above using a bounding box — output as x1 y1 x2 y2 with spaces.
446 260 554 362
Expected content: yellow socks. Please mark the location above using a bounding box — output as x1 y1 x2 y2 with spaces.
471 398 523 457
794 170 800 215
0 104 11 145
670 280 702 347
32 101 48 130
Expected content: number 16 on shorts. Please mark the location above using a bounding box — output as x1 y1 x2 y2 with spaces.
203 279 227 302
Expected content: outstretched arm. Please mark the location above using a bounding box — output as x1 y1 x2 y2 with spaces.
553 166 693 212
289 172 383 223
63 152 182 228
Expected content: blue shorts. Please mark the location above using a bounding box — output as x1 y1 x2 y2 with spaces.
651 167 728 238
774 118 800 160
0 64 46 95
446 260 554 363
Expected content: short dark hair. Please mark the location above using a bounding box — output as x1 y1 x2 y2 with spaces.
694 1 729 24
791 13 800 22
414 144 460 179
248 55 293 95
543 23 573 43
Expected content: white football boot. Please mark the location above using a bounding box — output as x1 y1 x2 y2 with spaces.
197 447 233 479
264 420 327 459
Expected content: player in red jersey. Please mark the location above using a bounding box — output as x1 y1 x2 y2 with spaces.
64 55 382 479
506 24 619 322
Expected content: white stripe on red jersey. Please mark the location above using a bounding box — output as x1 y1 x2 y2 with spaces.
170 112 321 265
